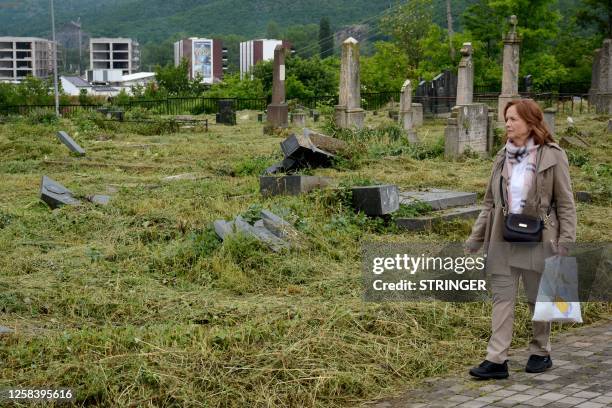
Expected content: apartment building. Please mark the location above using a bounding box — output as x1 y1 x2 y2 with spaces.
89 38 139 75
239 39 292 79
0 37 55 82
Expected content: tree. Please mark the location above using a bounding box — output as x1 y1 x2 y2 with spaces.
266 20 281 39
285 24 319 58
380 0 434 70
155 59 199 96
361 42 410 92
319 17 334 59
576 0 612 38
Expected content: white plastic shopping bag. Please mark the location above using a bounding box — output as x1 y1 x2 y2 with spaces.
532 255 583 323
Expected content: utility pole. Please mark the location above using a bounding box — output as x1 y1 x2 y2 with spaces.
50 0 60 117
71 18 82 75
446 0 455 61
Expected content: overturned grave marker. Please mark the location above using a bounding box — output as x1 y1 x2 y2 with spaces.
399 188 477 210
260 175 332 196
40 176 81 209
396 205 482 231
303 128 349 156
560 136 589 149
351 185 399 216
56 131 85 155
396 188 480 231
280 134 334 167
214 210 298 252
0 326 13 335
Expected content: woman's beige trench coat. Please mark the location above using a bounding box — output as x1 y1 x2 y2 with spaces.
466 142 577 275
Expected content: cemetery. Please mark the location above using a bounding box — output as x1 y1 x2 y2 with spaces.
0 4 611 407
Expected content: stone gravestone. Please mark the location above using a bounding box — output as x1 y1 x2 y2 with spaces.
589 47 602 109
445 104 488 158
524 74 533 93
291 111 306 127
56 131 85 155
216 99 236 125
543 108 556 136
399 79 418 143
608 119 612 133
265 45 289 133
498 15 521 122
456 43 474 106
335 37 365 129
411 103 423 127
593 39 612 114
40 176 81 209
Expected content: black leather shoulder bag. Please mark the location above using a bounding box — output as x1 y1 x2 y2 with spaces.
499 159 552 243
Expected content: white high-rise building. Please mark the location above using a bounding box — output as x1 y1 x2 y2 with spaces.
240 39 291 79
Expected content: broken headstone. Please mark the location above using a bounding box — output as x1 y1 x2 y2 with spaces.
40 176 81 209
351 185 400 216
396 205 482 231
399 189 477 210
0 325 14 335
280 133 335 168
261 209 299 240
260 175 332 196
559 136 589 149
303 128 350 156
56 131 85 155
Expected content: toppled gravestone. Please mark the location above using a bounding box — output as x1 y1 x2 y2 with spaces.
56 131 85 155
40 176 81 209
399 188 477 210
559 136 589 149
395 188 481 231
214 210 300 252
303 128 349 156
351 185 400 216
264 131 344 175
0 325 14 335
260 175 332 196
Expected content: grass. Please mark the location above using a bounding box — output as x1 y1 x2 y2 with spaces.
0 107 610 407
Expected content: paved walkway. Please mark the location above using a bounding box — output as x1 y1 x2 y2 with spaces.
371 318 612 408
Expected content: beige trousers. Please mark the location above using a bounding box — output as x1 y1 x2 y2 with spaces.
486 267 551 364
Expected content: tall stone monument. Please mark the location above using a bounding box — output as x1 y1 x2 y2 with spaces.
456 43 474 106
498 15 521 122
593 39 612 114
399 79 418 143
265 45 288 133
335 37 365 129
589 47 601 108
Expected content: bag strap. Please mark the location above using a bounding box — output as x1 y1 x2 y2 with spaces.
498 148 553 222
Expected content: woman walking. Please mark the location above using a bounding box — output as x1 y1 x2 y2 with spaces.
465 99 576 379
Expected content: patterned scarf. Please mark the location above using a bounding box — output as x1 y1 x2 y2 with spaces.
505 138 539 213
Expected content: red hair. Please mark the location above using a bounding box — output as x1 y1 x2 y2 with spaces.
504 99 555 145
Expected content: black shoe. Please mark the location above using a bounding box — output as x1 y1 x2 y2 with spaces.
469 360 509 379
525 355 552 373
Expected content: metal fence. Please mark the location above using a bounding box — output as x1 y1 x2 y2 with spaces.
0 90 595 118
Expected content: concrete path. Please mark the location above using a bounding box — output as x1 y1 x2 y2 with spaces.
370 318 612 408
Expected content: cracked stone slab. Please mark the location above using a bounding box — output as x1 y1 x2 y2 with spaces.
396 205 482 231
399 188 477 210
87 194 111 206
0 325 14 335
351 185 400 215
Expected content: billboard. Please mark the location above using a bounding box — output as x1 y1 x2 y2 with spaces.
192 39 212 82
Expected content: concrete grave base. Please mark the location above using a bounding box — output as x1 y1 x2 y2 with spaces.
351 185 400 216
396 205 482 231
260 175 332 196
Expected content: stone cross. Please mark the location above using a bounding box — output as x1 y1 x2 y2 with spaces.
498 15 521 122
456 42 474 105
335 37 365 129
